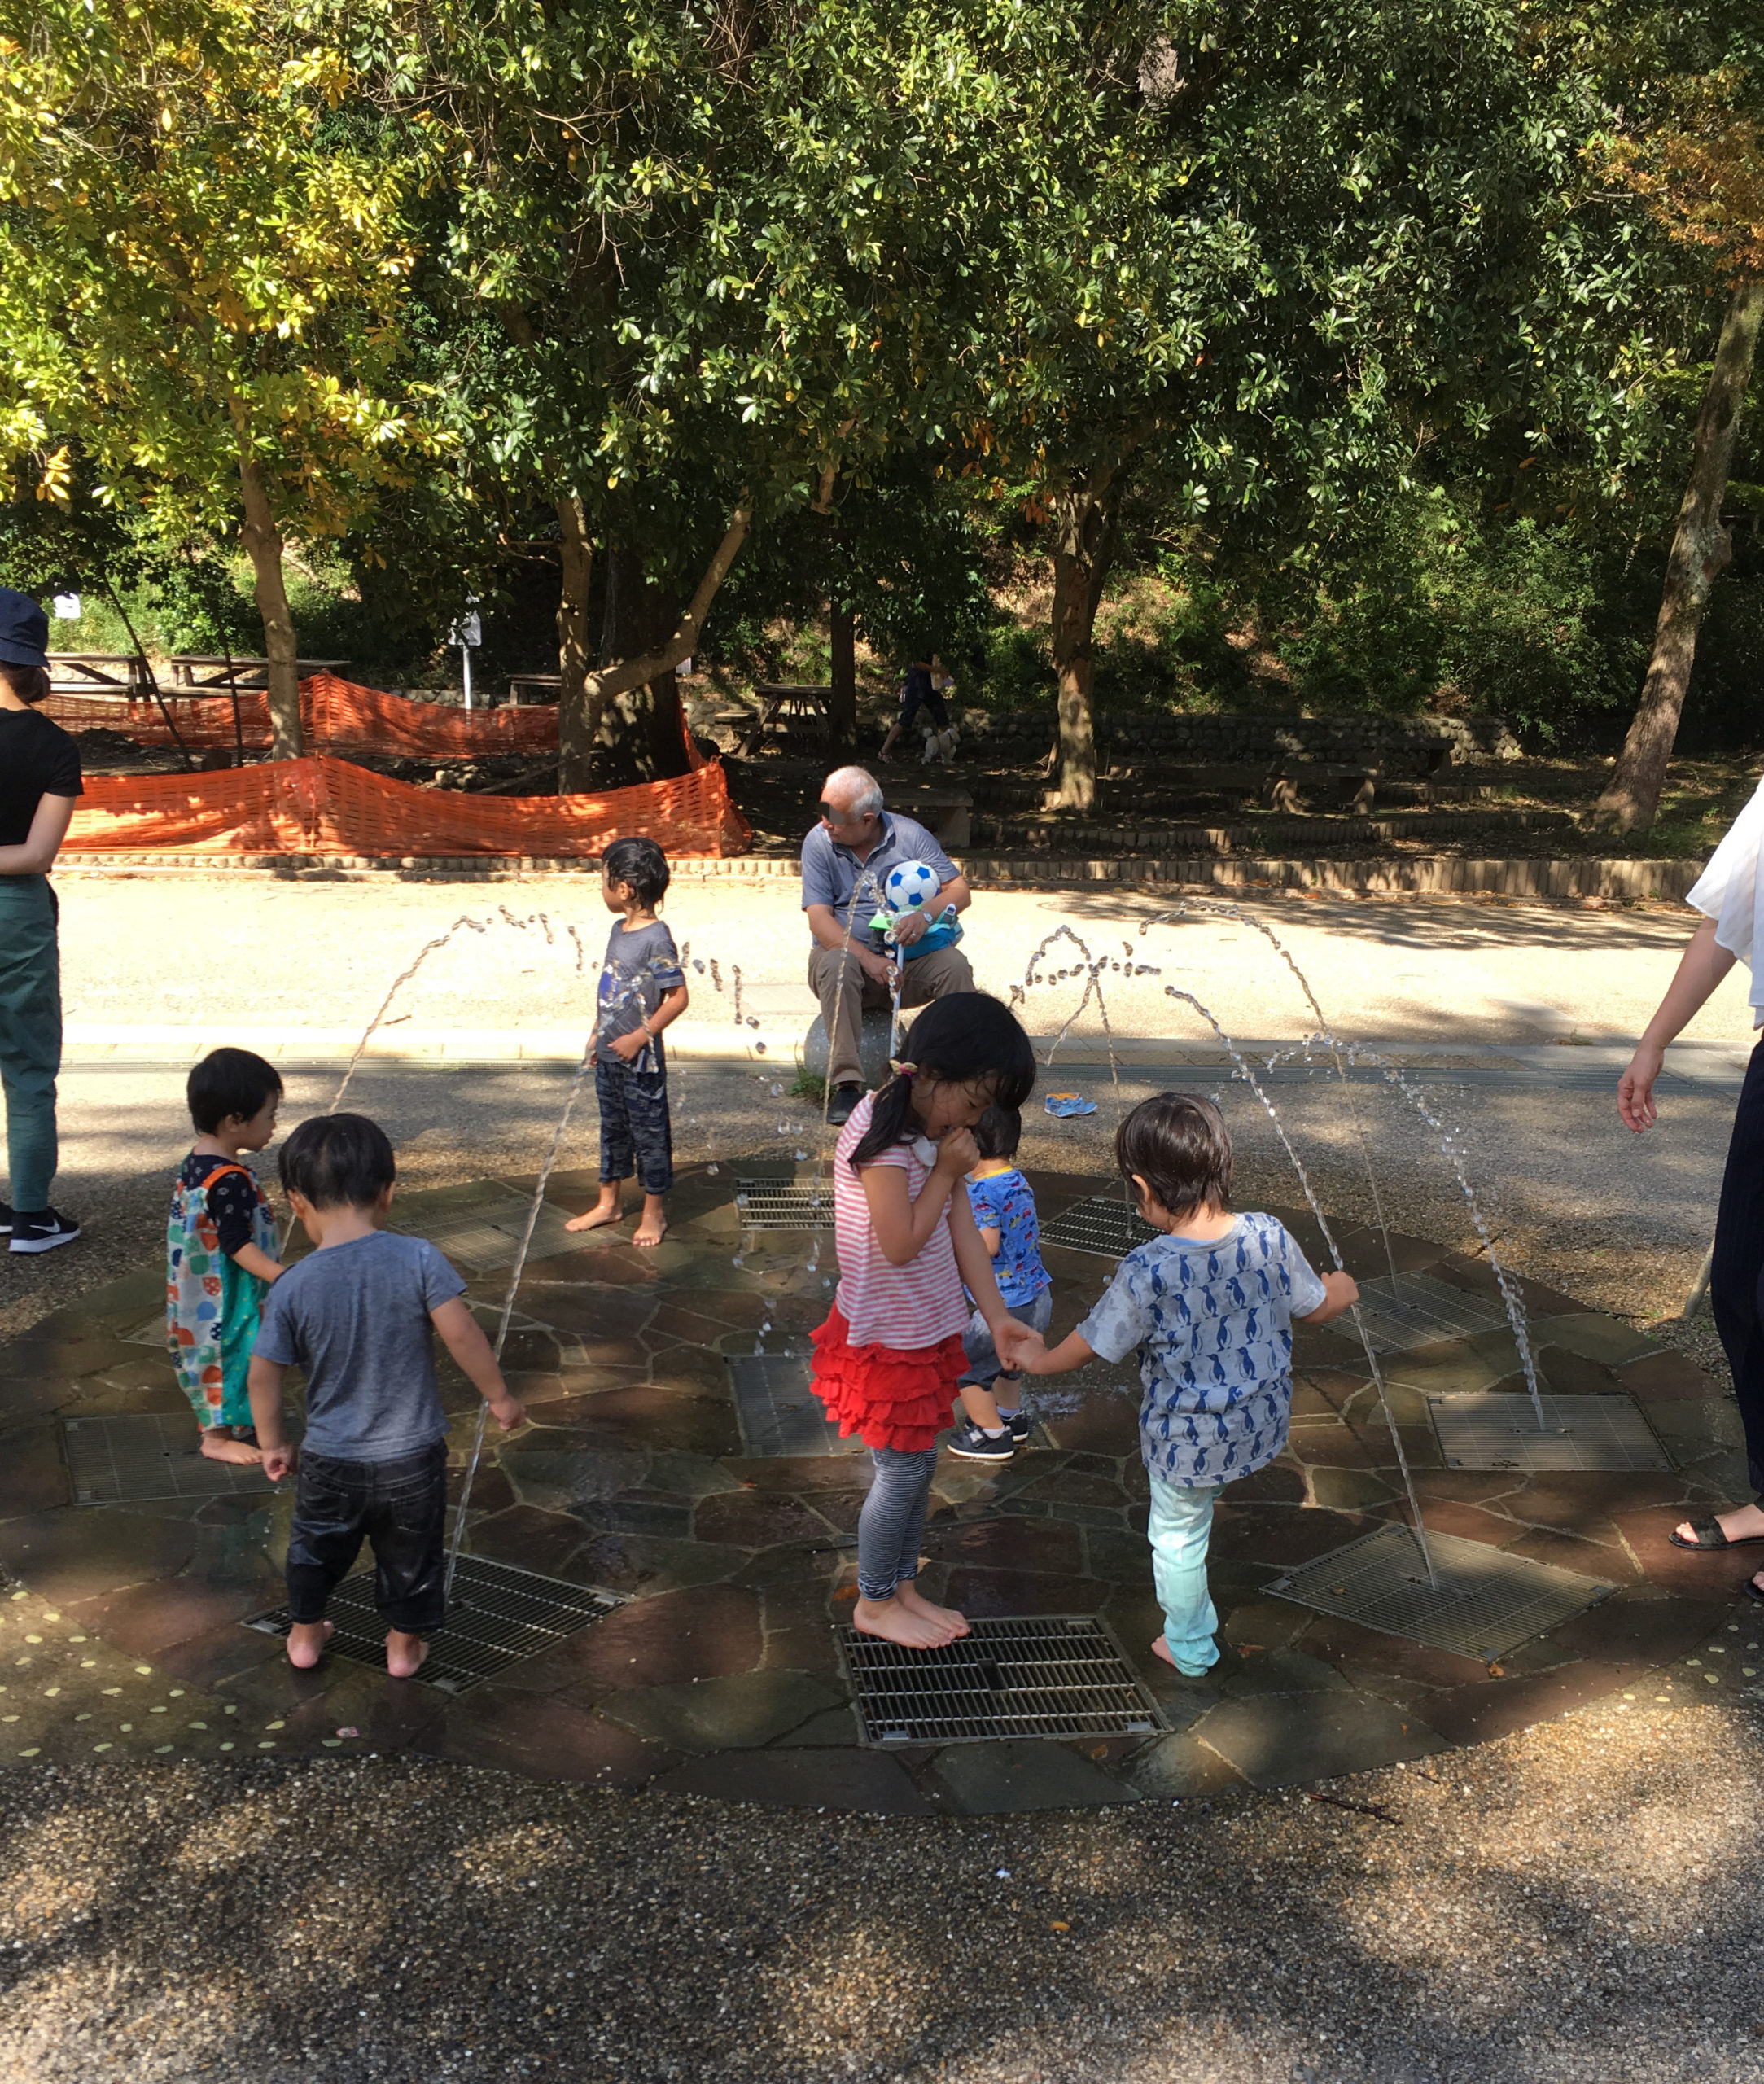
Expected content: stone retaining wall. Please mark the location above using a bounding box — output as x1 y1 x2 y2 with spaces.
968 709 1522 769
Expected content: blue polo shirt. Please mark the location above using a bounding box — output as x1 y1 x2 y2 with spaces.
800 811 958 953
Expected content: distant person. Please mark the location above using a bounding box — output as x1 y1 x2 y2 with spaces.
168 1048 285 1465
1619 777 1764 1588
878 650 951 764
1018 1093 1358 1677
801 765 974 1126
249 1113 526 1678
0 587 81 1254
946 1104 1053 1462
563 834 689 1249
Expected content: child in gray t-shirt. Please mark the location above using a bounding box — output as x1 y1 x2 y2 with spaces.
565 834 689 1250
1018 1093 1357 1679
249 1112 525 1679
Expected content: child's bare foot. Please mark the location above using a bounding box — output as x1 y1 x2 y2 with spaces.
385 1629 429 1679
633 1201 668 1249
564 1197 624 1234
1151 1635 1214 1679
894 1579 969 1640
852 1594 954 1649
287 1619 333 1669
200 1428 264 1466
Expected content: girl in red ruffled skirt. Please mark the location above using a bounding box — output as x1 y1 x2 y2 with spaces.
811 992 1037 1648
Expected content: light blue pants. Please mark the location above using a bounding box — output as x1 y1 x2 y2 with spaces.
1145 1468 1222 1675
0 875 61 1214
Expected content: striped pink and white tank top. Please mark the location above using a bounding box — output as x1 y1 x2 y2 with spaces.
831 1093 970 1350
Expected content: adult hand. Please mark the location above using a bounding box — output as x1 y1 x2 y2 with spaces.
1618 1041 1666 1132
606 1029 648 1064
935 1125 979 1176
856 945 893 987
891 906 930 948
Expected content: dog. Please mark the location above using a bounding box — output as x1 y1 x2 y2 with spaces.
920 718 961 765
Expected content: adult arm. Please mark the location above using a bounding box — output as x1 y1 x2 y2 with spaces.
1618 916 1737 1132
805 900 891 982
891 872 972 948
0 793 76 877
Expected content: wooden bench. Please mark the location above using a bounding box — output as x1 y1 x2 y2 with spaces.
169 655 350 690
48 653 154 695
884 782 973 850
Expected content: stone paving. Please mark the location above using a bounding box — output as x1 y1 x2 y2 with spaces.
0 1162 1755 1814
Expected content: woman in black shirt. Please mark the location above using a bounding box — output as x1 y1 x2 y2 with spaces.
0 587 83 1253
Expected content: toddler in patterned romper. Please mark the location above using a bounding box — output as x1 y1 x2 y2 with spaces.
1019 1092 1358 1676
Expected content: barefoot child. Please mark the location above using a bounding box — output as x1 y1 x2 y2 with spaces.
810 993 1038 1649
565 834 689 1249
168 1048 285 1465
946 1105 1053 1462
247 1113 525 1678
1018 1093 1357 1678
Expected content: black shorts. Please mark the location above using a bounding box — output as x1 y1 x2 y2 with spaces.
899 682 949 732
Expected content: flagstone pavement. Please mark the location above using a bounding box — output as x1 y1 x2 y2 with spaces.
0 1162 1753 1815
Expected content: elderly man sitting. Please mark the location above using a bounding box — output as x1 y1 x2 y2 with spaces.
802 765 974 1124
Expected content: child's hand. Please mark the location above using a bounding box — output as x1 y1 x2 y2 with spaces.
1299 1271 1360 1326
606 1030 648 1064
262 1443 298 1483
491 1395 527 1433
935 1126 979 1176
995 1319 1044 1373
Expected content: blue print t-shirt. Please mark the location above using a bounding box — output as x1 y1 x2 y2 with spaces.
964 1166 1050 1309
1075 1213 1327 1486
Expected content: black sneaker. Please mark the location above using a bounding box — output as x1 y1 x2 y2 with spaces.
0 1201 11 1236
1001 1409 1035 1444
10 1208 80 1255
825 1084 864 1127
946 1420 1015 1462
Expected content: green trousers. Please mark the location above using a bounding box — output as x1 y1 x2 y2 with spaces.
0 875 62 1213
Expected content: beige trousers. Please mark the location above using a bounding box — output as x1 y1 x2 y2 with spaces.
807 941 975 1088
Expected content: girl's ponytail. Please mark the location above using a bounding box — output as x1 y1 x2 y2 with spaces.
847 993 1035 1167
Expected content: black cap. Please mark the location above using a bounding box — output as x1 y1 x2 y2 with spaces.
0 589 49 670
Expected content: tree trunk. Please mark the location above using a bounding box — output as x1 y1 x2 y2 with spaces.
1048 463 1124 812
555 494 595 794
1594 279 1764 832
237 453 303 760
829 598 856 754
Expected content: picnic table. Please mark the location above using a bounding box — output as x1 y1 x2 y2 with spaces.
506 674 562 706
47 653 155 696
733 682 829 755
169 655 350 690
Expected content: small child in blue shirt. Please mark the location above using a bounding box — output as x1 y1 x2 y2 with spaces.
946 1105 1052 1463
1018 1092 1357 1677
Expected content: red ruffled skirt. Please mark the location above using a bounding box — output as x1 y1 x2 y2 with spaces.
808 1304 968 1453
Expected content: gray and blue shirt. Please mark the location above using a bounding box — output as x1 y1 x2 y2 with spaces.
800 812 957 953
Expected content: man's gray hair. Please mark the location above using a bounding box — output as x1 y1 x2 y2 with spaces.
823 765 884 818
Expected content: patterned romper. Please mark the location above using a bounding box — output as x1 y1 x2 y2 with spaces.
167 1155 278 1431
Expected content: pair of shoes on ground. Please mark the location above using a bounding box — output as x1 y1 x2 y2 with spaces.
0 1203 81 1254
946 1412 1035 1462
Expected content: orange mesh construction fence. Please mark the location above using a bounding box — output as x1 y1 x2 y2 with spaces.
63 755 751 858
43 673 559 758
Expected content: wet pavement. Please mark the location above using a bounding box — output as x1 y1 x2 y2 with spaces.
0 1161 1753 1814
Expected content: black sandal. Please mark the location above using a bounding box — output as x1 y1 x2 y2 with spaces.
1670 1515 1764 1552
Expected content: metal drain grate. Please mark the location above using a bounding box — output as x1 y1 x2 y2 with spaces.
734 1180 834 1231
1350 1272 1515 1353
244 1554 626 1694
728 1352 858 1457
1267 1523 1613 1660
390 1197 583 1271
1038 1195 1160 1260
838 1613 1167 1746
1428 1392 1671 1472
63 1414 284 1504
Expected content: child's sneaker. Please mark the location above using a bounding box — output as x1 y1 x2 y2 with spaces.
946 1419 1016 1462
0 1201 11 1236
1001 1410 1035 1445
10 1208 80 1255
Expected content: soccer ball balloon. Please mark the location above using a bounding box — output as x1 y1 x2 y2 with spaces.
883 859 941 914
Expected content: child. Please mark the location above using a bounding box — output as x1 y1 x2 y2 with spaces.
946 1104 1053 1462
168 1047 285 1465
1018 1092 1357 1678
247 1113 526 1678
809 992 1039 1649
564 834 689 1249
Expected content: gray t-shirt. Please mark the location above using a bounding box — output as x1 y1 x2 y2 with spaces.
799 812 958 952
253 1230 466 1462
597 918 684 1073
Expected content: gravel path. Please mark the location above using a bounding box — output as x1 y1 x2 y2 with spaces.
0 1683 1757 2083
